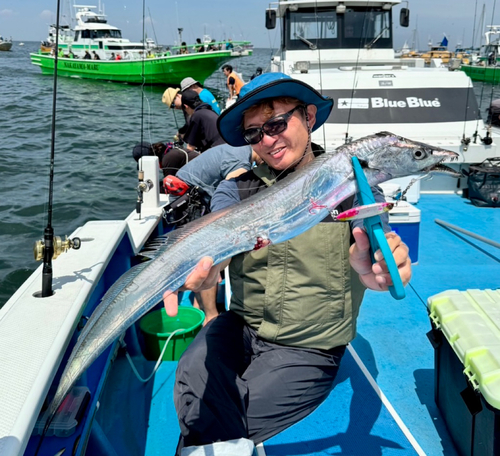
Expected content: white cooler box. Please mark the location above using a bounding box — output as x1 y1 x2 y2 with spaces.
388 201 421 264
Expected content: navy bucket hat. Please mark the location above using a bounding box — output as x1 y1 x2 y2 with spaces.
217 72 333 147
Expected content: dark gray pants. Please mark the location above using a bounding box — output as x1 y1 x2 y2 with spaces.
174 311 345 454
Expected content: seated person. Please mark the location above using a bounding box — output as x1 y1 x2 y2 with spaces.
162 87 189 142
180 77 221 115
131 141 199 181
175 143 260 201
181 90 225 152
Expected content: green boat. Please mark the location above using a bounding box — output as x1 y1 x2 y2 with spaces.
460 64 500 84
30 5 252 85
460 26 500 83
30 49 252 85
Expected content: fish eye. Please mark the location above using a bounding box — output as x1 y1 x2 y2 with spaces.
413 149 426 160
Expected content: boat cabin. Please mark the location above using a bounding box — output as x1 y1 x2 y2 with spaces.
265 0 409 65
71 6 145 55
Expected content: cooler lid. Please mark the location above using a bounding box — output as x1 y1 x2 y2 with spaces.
427 289 500 409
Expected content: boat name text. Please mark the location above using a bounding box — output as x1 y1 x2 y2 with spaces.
371 97 441 108
62 62 99 71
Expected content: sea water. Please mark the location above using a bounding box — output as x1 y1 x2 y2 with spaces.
0 42 275 306
2 43 500 307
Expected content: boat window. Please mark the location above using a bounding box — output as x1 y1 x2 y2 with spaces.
284 7 392 50
286 9 338 50
87 29 123 39
344 8 391 48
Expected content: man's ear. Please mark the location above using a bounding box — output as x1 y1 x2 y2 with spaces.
306 104 318 131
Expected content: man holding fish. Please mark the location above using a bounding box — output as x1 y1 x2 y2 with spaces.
164 73 412 454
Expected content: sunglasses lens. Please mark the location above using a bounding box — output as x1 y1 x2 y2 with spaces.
243 128 262 145
262 118 288 137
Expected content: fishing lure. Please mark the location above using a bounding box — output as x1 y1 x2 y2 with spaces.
334 202 394 221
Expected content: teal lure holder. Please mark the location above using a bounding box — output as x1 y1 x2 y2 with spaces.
351 156 405 300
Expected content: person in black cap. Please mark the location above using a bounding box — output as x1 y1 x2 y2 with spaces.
165 73 411 455
250 66 263 80
181 90 224 152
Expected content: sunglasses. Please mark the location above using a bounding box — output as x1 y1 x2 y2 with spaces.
242 105 306 145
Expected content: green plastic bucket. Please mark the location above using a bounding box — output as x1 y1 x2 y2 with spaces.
139 307 204 361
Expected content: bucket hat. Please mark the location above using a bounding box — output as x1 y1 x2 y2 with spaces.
180 77 200 92
162 87 180 108
217 72 333 147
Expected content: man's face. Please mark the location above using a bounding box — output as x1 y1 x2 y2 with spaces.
243 100 317 171
223 68 230 76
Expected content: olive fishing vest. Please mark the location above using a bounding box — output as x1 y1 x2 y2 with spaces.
229 162 366 350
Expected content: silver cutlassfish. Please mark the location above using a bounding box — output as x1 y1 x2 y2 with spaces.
44 132 459 428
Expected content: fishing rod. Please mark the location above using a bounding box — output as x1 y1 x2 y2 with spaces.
135 0 154 220
33 0 81 299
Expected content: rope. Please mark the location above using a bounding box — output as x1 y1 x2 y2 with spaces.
123 328 186 383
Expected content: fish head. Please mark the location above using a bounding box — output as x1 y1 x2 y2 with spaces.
353 132 460 180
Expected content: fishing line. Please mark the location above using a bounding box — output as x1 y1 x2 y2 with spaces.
139 0 146 158
487 0 499 117
313 0 327 150
344 0 371 144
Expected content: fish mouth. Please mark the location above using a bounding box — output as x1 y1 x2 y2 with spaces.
424 150 461 177
425 163 461 176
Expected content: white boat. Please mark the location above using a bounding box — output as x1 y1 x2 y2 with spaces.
265 0 500 200
0 36 13 51
39 5 148 60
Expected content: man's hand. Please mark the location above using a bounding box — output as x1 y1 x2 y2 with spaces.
163 257 226 317
349 227 412 291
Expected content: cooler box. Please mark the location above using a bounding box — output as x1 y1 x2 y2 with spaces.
388 201 420 264
427 289 500 456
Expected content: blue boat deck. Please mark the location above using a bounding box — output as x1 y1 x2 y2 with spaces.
96 193 500 456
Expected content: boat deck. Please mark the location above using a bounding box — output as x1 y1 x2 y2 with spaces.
96 193 500 456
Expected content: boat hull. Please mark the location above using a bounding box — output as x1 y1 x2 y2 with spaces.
29 50 252 85
460 64 500 83
0 41 12 51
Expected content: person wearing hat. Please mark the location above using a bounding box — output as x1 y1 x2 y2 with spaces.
181 89 224 152
180 77 221 114
165 73 412 455
162 87 190 141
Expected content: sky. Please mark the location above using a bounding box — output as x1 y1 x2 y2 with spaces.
0 0 498 50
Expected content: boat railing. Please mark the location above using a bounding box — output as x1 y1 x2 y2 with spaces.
171 40 252 53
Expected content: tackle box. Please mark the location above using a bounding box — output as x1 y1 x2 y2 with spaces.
427 289 500 455
388 201 421 263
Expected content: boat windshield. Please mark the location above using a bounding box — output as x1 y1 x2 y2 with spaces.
285 7 392 50
77 29 122 40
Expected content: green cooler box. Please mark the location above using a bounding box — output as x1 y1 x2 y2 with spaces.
427 289 500 456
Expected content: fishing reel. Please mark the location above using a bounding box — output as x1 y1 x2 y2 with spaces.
34 235 81 261
136 170 154 215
